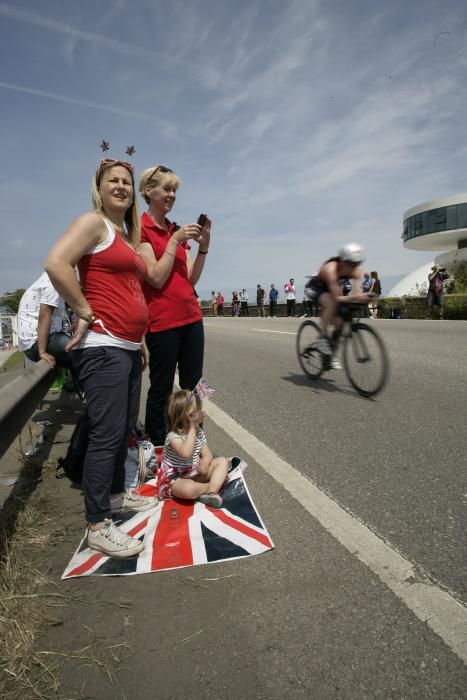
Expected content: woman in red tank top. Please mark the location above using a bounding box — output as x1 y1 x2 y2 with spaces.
45 159 158 559
137 165 211 447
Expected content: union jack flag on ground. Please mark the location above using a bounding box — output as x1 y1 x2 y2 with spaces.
193 377 215 400
62 465 273 579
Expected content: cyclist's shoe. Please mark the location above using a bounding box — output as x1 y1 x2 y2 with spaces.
331 358 342 370
318 337 332 355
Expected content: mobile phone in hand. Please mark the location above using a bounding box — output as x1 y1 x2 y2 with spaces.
197 214 207 228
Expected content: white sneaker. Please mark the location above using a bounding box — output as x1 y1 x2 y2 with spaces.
87 519 144 558
318 337 332 355
331 358 342 370
111 489 159 513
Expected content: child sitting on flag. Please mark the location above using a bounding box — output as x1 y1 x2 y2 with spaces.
156 389 228 508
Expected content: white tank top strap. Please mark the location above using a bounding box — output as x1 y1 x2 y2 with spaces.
87 216 116 255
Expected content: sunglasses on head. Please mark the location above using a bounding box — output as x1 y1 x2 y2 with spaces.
148 165 174 184
152 165 173 174
99 158 134 172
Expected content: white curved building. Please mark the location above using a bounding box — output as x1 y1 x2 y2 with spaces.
389 193 467 295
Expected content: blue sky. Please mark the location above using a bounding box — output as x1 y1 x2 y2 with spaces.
1 0 466 298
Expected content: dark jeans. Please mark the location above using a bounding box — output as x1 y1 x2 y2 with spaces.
73 346 142 523
145 320 204 446
25 332 73 369
269 300 277 316
240 302 249 316
287 299 296 316
218 304 224 316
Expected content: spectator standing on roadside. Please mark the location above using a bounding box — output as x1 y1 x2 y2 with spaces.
232 291 240 317
138 165 209 448
240 289 249 316
269 284 279 317
427 264 450 320
300 293 311 318
256 284 265 317
284 278 296 316
45 158 157 559
18 271 72 369
211 290 218 317
368 271 382 319
217 292 224 316
361 273 371 293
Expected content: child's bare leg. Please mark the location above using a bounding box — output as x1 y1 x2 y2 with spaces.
171 478 209 501
206 457 229 493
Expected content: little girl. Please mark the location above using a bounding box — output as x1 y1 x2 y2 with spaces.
157 389 228 508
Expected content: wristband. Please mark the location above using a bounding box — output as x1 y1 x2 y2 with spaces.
198 249 209 255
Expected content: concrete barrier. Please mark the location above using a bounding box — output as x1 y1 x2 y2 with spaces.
0 360 54 460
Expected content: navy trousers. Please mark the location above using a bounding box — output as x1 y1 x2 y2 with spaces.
73 346 141 523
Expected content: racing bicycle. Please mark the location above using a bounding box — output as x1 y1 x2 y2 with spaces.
296 304 389 397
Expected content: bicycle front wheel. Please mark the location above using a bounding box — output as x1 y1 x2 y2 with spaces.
296 320 324 379
343 323 389 397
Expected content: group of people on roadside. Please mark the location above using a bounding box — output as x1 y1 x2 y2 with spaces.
18 158 229 559
210 283 283 318
210 291 225 316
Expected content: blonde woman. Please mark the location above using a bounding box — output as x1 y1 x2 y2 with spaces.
45 159 157 558
138 165 210 448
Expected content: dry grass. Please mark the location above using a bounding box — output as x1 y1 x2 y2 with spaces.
0 493 132 699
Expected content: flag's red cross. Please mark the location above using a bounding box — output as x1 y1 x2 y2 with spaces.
62 473 273 578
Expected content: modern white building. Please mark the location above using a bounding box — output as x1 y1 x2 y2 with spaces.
389 193 467 296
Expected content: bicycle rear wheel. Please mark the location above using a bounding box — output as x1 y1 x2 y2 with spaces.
343 323 389 396
296 320 324 379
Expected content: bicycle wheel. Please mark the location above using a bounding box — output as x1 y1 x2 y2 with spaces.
296 320 324 379
343 323 389 397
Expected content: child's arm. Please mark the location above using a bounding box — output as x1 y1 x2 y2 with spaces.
198 443 213 476
169 425 197 461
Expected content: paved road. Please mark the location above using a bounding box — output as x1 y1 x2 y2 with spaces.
13 317 466 698
202 318 466 603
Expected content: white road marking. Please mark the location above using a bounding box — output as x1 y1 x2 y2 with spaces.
252 328 297 335
201 396 467 664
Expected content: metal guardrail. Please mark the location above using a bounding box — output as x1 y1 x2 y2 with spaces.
0 360 54 460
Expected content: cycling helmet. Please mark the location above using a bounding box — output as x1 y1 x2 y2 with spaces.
338 242 365 264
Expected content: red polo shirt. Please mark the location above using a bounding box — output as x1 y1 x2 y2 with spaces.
141 212 202 332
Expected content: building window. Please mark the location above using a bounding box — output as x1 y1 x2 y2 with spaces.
457 204 467 229
446 206 457 230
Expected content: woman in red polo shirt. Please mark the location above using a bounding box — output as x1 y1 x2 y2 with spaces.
138 165 210 447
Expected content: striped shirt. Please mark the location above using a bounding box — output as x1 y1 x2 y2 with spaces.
163 429 207 473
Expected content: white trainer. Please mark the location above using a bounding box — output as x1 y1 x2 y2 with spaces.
87 519 144 558
331 358 342 370
111 490 159 513
318 337 332 355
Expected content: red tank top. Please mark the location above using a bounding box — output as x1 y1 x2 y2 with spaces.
140 212 202 332
78 230 148 343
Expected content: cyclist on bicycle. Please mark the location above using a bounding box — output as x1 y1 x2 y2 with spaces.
305 242 373 356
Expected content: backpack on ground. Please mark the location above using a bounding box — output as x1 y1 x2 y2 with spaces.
56 412 89 483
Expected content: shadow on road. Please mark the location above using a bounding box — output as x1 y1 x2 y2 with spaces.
281 371 370 400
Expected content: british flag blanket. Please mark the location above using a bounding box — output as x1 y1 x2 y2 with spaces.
62 466 274 579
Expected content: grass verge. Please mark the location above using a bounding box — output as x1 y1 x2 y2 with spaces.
0 487 132 699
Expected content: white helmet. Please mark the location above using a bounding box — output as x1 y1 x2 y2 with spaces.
338 242 365 264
